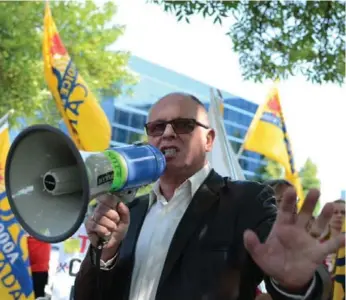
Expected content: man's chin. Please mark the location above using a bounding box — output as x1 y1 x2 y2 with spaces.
164 159 183 170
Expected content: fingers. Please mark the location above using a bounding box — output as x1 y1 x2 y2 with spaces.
117 202 130 225
243 230 261 257
86 194 130 240
296 189 320 228
93 203 120 225
309 203 334 238
321 233 346 257
276 187 297 224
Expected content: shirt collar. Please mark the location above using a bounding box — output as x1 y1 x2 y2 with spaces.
149 163 212 206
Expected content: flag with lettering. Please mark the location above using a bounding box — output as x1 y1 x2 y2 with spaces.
43 3 111 151
49 225 90 300
242 82 307 211
333 221 345 300
0 120 34 299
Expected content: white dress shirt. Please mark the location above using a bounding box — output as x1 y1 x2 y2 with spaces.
129 163 211 300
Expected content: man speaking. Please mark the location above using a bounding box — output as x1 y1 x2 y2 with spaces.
74 93 341 300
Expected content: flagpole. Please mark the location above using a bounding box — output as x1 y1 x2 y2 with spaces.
0 109 15 128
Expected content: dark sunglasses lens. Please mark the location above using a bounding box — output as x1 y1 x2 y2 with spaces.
171 119 195 134
146 122 167 136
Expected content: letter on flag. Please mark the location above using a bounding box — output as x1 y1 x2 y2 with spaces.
0 120 34 299
43 3 111 151
241 83 306 210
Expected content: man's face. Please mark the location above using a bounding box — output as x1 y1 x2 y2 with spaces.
146 94 215 174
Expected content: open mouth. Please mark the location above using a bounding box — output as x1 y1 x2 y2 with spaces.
161 146 179 158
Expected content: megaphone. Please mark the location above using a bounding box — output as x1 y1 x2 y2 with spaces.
5 124 166 244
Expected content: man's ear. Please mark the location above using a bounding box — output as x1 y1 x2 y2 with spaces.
205 128 215 152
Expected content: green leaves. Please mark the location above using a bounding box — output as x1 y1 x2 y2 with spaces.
149 0 345 85
256 156 321 202
299 158 321 197
255 157 285 182
0 1 137 127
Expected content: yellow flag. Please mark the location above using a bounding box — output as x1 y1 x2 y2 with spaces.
243 83 305 209
333 222 345 300
0 122 35 299
43 3 111 151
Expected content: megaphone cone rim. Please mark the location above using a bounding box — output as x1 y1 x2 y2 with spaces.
4 124 90 244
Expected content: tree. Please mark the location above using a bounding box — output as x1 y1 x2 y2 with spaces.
255 156 284 182
0 1 137 127
150 1 345 85
299 158 320 197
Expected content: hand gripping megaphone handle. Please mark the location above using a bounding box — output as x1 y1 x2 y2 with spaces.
95 188 138 247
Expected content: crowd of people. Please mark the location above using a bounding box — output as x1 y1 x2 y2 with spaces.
26 92 344 300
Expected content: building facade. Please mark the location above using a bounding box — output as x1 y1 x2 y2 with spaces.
104 56 264 179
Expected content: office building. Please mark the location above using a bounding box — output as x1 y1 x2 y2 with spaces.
105 56 264 179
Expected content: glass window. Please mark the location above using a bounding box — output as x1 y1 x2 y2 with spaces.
230 140 241 153
243 150 262 161
237 114 252 127
239 158 248 170
113 109 130 126
112 127 128 144
130 114 146 130
225 124 247 139
127 131 142 144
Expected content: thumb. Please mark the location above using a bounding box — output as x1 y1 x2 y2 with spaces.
243 229 261 256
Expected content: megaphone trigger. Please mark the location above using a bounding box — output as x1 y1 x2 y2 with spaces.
5 124 166 244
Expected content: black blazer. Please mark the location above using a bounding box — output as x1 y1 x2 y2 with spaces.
74 170 329 300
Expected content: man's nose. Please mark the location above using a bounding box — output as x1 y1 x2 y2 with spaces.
162 124 176 138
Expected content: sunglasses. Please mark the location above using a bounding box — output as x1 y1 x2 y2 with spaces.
145 118 209 137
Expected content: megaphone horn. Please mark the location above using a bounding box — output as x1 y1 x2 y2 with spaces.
5 124 166 244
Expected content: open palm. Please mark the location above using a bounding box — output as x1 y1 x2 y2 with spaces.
244 188 345 290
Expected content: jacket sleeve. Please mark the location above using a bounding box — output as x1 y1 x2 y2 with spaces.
74 246 120 300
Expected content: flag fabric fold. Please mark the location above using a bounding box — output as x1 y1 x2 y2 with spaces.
0 119 34 300
332 222 345 300
43 3 111 151
207 88 245 180
241 83 305 210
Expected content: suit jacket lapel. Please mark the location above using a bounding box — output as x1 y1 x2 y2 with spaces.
158 170 225 288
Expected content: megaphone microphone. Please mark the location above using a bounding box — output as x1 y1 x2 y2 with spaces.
5 124 166 244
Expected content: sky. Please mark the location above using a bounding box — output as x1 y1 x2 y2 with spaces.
107 0 345 204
